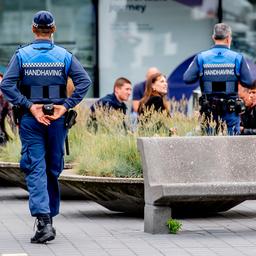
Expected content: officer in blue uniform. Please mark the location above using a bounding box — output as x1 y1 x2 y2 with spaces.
0 10 91 243
184 23 253 135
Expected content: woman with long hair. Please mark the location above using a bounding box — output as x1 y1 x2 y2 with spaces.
138 73 169 115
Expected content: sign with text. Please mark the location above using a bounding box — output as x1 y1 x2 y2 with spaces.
99 0 215 98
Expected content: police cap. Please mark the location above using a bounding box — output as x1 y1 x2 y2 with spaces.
213 23 231 40
33 10 55 28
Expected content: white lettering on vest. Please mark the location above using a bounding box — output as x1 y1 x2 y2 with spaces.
24 69 62 76
204 69 234 76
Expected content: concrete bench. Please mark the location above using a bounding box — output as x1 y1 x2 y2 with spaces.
137 136 256 233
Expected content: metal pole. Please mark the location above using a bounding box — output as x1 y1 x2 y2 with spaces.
217 0 223 23
93 0 99 98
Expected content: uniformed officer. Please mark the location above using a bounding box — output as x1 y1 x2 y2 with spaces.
0 10 91 243
184 23 253 135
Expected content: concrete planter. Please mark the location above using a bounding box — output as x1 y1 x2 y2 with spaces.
0 162 144 215
60 174 144 215
3 135 256 221
0 162 86 200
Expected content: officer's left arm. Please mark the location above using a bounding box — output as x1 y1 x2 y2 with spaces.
239 56 253 88
63 56 92 110
183 56 200 84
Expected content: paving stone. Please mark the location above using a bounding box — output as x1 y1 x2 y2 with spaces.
2 187 256 256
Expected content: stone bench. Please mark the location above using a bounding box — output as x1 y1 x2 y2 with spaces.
137 136 256 234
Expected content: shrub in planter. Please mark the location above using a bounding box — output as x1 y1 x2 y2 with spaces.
0 102 224 178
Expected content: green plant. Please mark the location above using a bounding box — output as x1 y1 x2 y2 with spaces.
166 218 182 234
0 100 223 177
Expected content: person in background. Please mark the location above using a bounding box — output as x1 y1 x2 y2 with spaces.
0 73 13 145
0 10 91 243
132 67 160 113
67 77 75 97
137 73 176 135
240 81 256 135
90 77 132 115
89 77 131 133
138 73 169 115
184 23 253 135
238 83 252 109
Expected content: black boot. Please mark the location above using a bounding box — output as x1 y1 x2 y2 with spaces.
31 214 55 244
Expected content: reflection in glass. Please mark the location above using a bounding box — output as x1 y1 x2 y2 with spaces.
0 0 96 96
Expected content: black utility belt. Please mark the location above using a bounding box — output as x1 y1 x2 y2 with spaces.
12 104 77 129
199 96 245 114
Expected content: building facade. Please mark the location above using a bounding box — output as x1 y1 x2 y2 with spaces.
0 0 254 99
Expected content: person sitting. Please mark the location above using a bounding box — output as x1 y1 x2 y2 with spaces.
138 73 169 115
89 77 132 133
132 67 160 113
137 73 176 135
90 77 132 114
240 82 256 135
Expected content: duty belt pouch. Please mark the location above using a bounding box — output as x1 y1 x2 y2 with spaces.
235 99 245 114
64 109 77 129
210 97 224 115
227 99 236 113
42 103 54 115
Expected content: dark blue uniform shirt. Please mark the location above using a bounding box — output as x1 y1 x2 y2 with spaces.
90 93 127 114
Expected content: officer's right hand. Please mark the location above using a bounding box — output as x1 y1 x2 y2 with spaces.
29 104 51 126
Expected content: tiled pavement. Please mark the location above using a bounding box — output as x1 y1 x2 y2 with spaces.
2 187 256 256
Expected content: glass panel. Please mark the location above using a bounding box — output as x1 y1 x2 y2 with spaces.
222 0 256 61
98 0 217 97
0 0 96 97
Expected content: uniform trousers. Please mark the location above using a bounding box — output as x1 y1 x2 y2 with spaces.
19 113 67 217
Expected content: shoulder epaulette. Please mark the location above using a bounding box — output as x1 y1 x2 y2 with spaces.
54 44 72 53
17 42 32 50
15 43 32 54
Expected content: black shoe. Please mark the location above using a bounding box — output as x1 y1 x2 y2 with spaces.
31 223 55 244
52 226 56 236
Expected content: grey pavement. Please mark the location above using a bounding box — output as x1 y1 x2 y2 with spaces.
2 188 256 256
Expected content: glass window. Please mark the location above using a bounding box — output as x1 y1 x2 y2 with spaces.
98 0 217 97
0 0 96 97
222 0 256 60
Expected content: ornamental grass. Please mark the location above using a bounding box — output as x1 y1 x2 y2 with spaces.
0 100 227 177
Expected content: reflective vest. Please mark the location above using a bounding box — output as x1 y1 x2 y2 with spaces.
17 42 72 103
198 47 242 96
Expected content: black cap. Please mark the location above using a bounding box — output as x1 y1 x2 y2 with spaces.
33 10 55 28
